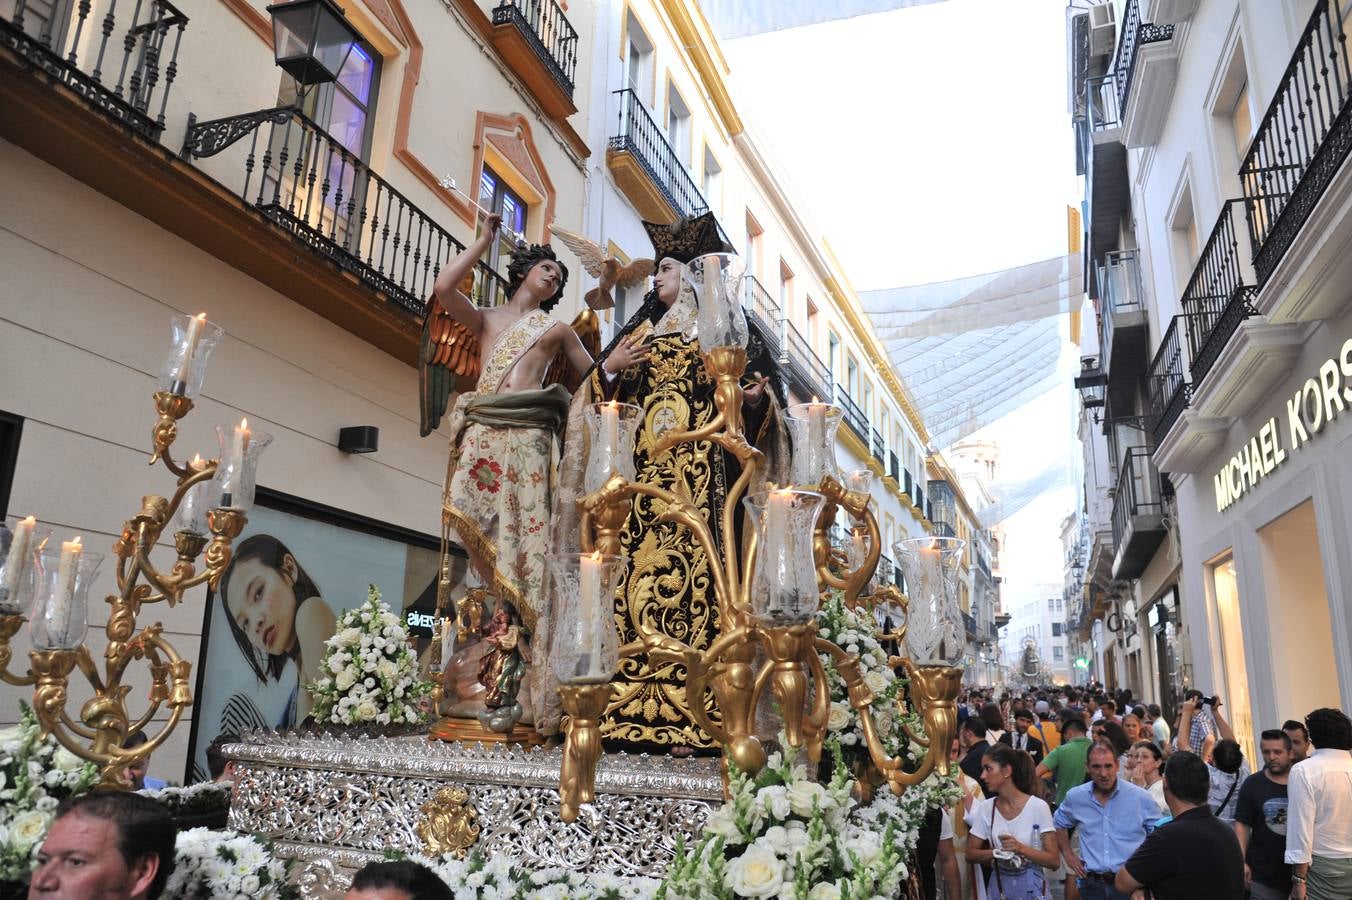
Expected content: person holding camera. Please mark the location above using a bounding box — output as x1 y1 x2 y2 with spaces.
1177 691 1219 760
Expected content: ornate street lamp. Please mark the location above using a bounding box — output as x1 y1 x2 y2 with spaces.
266 0 360 94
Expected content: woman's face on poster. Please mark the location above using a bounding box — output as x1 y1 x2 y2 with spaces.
224 554 299 657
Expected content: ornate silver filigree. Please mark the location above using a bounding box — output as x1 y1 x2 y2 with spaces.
225 731 720 879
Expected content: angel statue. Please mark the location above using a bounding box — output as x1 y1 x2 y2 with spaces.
419 213 599 735
547 225 655 311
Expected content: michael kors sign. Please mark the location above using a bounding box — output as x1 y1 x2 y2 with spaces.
1214 338 1352 512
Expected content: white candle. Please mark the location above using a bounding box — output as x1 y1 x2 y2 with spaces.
173 313 206 389
807 398 826 480
602 403 620 458
52 536 82 636
223 418 250 507
1 516 35 606
579 551 601 661
851 529 868 569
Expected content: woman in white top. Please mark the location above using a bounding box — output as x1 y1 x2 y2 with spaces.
966 744 1060 899
1128 739 1168 815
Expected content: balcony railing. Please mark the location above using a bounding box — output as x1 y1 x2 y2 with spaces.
1097 248 1145 368
1087 74 1121 134
491 0 579 96
933 521 956 539
1181 200 1258 386
869 428 885 466
611 88 708 220
834 386 868 443
1 0 188 139
742 276 783 358
1111 446 1167 558
182 108 510 315
1240 0 1352 285
1113 0 1174 113
784 322 830 402
1146 313 1204 446
888 451 900 483
903 468 913 496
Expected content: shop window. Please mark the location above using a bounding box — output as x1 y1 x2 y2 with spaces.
1257 501 1341 719
0 410 21 517
1207 552 1254 763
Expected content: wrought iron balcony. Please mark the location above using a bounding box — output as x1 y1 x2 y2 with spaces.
1 0 188 139
1111 446 1168 580
182 107 510 316
869 427 885 466
1145 313 1205 447
888 451 900 483
608 88 708 222
1181 199 1258 387
1113 0 1174 115
1097 249 1149 385
933 521 956 539
742 276 783 359
1240 0 1352 286
903 468 913 496
490 0 579 100
784 322 830 403
834 385 869 444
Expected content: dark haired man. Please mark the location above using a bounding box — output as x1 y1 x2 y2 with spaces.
958 717 991 787
1235 729 1295 900
1116 751 1245 899
1179 690 1218 759
1148 703 1171 750
1012 709 1045 764
1284 719 1311 763
1038 717 1093 807
1286 708 1352 899
32 792 176 900
345 860 453 900
1055 743 1159 900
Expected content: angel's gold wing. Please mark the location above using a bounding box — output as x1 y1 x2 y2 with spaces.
419 277 481 437
542 308 603 395
548 225 607 278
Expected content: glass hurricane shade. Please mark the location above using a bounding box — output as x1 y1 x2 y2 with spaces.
785 402 842 487
843 468 873 496
212 422 273 512
744 489 826 626
583 402 642 493
175 468 213 535
157 314 224 399
267 0 361 87
683 253 749 350
892 536 966 666
0 516 53 615
547 552 627 684
29 544 104 651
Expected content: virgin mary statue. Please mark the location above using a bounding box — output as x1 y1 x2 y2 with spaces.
551 213 788 752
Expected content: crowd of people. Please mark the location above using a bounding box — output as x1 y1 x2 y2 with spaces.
918 685 1352 900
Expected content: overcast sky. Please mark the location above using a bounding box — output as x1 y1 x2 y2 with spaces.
725 0 1083 656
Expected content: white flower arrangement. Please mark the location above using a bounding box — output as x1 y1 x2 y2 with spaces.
815 593 905 756
138 780 232 815
306 584 433 727
0 702 100 881
657 745 922 900
164 828 297 900
399 850 661 900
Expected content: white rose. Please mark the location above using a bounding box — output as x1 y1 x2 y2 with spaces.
704 805 743 842
826 702 852 732
808 883 841 900
840 830 883 870
10 808 52 852
328 656 347 675
863 670 890 694
760 825 793 855
725 844 784 897
759 785 791 820
875 709 894 737
50 747 82 772
355 700 378 721
786 780 831 818
335 669 357 691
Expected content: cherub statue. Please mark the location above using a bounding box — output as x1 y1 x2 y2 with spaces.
420 214 599 734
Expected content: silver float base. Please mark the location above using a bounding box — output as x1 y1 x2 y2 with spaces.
224 731 722 894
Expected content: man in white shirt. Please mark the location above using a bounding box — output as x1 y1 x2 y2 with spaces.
1285 708 1352 900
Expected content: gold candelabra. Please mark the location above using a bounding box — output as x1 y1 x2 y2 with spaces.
555 256 963 820
0 315 261 789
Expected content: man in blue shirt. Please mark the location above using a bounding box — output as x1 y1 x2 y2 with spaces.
1054 742 1160 899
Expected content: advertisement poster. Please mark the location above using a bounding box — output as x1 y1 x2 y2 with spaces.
186 493 465 782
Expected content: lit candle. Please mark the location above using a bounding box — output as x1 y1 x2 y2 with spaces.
602 402 620 459
172 313 206 394
178 456 209 534
850 529 868 570
52 536 82 638
0 515 35 608
578 551 600 675
222 418 250 508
